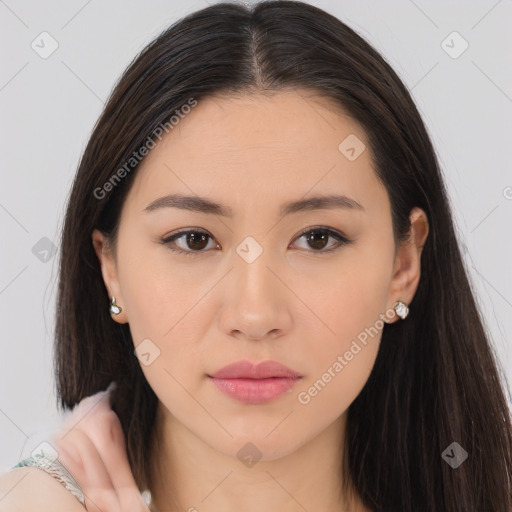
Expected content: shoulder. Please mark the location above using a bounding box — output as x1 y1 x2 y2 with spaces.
0 466 86 512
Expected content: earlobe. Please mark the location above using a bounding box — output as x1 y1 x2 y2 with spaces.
91 229 128 324
385 207 429 323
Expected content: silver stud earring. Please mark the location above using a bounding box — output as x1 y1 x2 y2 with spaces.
109 296 122 315
393 300 409 320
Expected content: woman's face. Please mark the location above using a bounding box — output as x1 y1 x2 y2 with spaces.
93 89 427 460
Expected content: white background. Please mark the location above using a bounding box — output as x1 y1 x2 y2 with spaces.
1 0 511 470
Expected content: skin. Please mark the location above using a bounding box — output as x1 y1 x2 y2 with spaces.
89 89 429 512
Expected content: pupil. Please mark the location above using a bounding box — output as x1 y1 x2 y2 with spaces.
307 230 328 250
188 232 208 250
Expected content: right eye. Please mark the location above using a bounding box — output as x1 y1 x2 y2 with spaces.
160 229 220 256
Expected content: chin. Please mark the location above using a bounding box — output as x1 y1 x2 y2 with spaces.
205 428 310 464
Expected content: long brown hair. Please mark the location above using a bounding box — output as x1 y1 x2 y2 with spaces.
55 1 512 509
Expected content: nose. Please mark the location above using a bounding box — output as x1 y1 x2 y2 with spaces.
218 243 293 342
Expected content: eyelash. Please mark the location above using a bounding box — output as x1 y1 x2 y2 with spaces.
160 226 353 257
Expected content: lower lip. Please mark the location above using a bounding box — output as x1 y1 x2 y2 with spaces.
209 377 300 404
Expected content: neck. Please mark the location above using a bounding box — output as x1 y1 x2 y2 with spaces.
147 402 367 512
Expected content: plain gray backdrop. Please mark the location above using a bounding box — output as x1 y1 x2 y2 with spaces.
1 0 511 470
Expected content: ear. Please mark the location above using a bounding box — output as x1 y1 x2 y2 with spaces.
385 207 429 323
92 229 128 324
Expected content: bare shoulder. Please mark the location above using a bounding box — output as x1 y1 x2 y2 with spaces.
0 466 86 512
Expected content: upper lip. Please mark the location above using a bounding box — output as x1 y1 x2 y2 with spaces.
209 360 302 379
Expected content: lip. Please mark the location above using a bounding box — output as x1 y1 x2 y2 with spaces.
208 360 302 404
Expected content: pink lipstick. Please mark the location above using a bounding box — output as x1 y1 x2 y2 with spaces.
208 360 302 404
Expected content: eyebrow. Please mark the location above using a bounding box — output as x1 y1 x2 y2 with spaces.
144 193 364 217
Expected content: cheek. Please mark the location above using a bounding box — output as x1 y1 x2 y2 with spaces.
116 239 208 341
116 246 209 407
295 296 384 425
302 243 392 343
294 241 393 409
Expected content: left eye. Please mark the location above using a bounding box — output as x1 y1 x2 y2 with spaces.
291 226 352 253
161 226 352 256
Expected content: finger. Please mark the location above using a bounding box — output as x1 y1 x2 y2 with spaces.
99 417 149 511
74 431 120 512
53 385 119 487
57 429 120 512
56 387 116 452
76 407 148 511
54 405 116 493
56 388 147 511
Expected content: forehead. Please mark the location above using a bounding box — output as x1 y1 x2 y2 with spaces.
156 89 364 158
124 89 386 217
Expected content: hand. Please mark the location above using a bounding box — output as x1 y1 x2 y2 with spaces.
51 383 150 512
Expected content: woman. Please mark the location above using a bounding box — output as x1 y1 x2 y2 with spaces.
2 1 511 511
